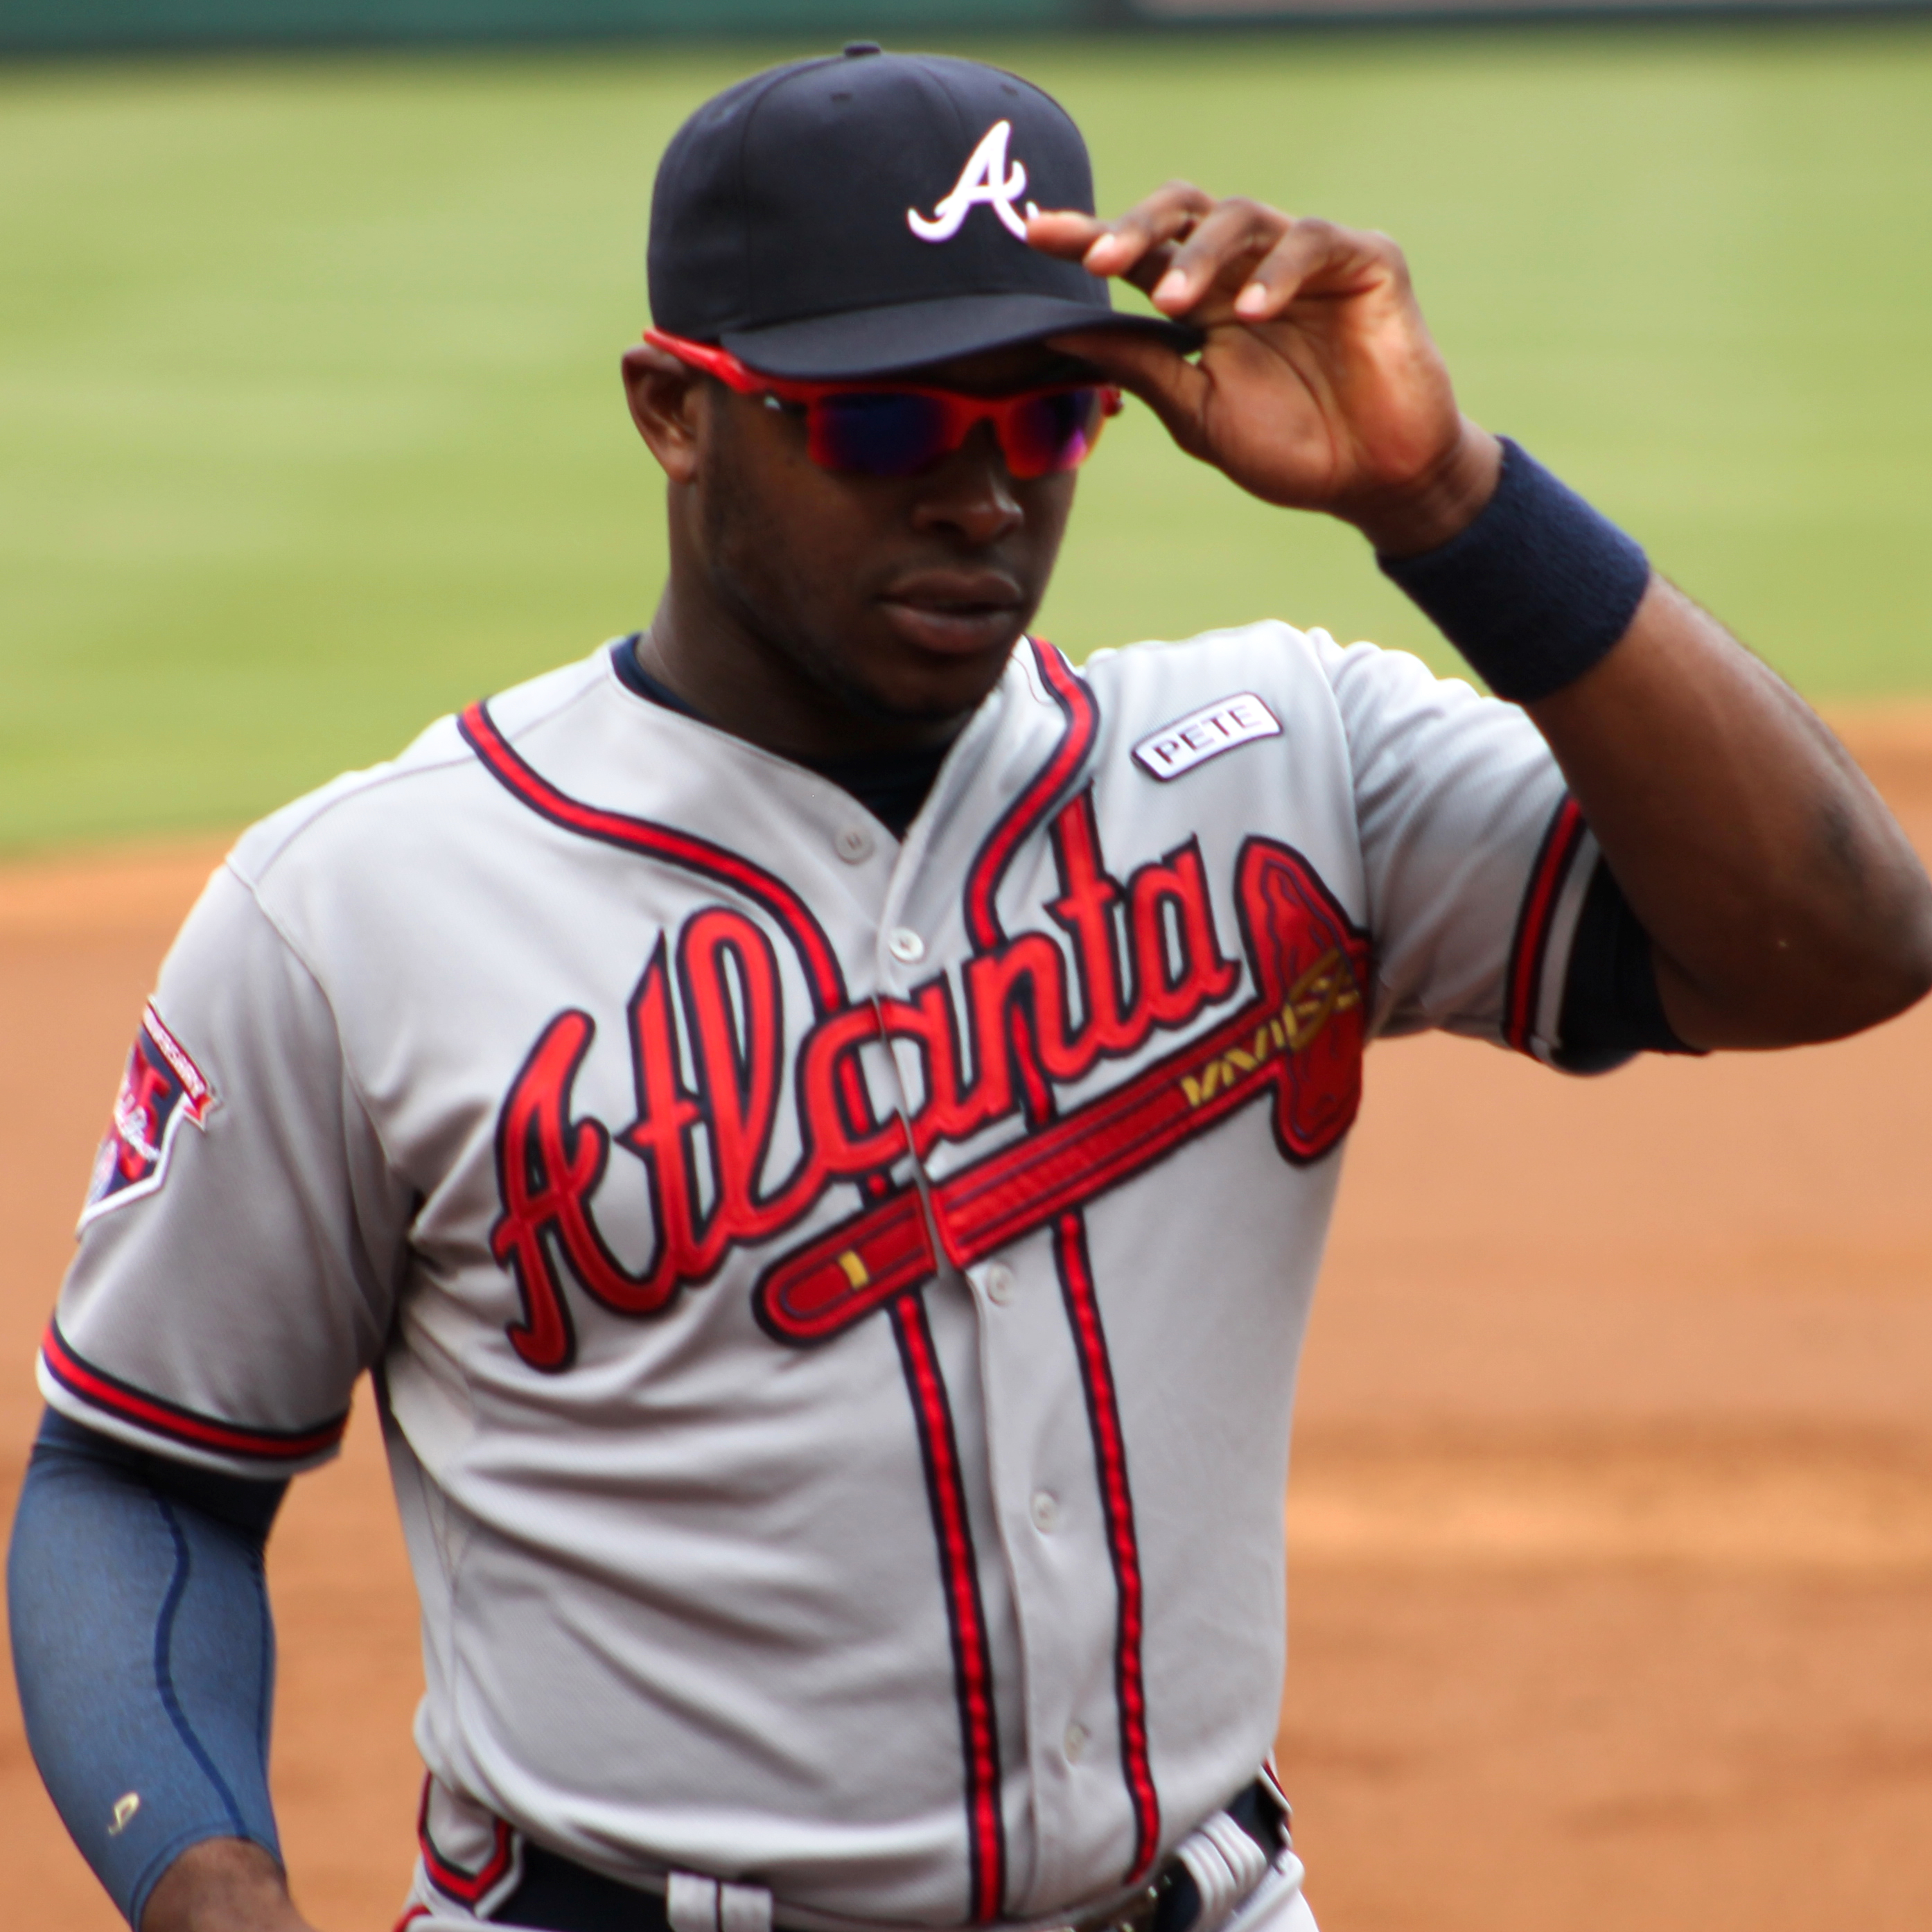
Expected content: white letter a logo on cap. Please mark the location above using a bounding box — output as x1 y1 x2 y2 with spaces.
907 120 1039 243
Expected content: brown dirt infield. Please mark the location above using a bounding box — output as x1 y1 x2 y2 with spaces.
5 714 1932 1931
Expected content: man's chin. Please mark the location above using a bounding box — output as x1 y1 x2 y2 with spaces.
811 631 1027 730
731 591 1030 741
852 650 1024 728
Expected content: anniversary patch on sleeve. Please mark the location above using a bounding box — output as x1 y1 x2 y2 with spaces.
80 1003 214 1228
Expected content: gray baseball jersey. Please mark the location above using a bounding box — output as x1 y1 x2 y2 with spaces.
42 625 1597 1926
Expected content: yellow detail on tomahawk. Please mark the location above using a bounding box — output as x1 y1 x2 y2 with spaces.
1179 949 1360 1111
837 1250 870 1290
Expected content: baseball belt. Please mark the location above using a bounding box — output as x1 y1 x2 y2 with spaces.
488 1780 1286 1932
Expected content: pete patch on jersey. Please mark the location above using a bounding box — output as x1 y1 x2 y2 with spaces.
80 1003 213 1229
1132 694 1281 782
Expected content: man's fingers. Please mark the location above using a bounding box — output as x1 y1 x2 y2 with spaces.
1147 197 1291 317
1030 182 1214 285
1025 209 1106 262
1227 220 1348 323
1226 219 1402 323
1046 328 1210 452
1040 196 1410 339
1082 184 1213 279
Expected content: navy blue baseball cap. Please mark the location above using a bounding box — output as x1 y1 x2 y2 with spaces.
647 45 1200 379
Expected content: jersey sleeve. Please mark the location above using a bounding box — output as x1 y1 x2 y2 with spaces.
1554 855 1701 1070
38 863 413 1477
1317 633 1605 1065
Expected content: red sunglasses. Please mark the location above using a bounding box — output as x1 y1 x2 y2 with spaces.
644 328 1121 482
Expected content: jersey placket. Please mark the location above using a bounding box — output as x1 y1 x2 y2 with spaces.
867 643 1161 1916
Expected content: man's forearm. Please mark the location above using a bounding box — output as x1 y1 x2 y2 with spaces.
1359 429 1932 1047
1527 575 1932 1048
7 1411 294 1929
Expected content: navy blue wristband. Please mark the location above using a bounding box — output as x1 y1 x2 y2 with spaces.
1377 438 1651 703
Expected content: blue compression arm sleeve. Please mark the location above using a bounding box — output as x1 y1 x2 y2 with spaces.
8 1408 289 1928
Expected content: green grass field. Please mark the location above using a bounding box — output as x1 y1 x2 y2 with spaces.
3 24 1931 850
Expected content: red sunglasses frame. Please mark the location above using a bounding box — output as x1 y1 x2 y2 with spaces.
642 326 1122 480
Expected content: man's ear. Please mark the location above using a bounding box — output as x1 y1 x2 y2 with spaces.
621 343 707 485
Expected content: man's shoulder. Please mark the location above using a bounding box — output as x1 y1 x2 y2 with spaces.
1079 618 1337 689
227 647 613 894
1076 619 1481 725
1071 617 1357 731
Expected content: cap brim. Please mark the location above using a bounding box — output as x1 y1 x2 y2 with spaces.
717 292 1200 380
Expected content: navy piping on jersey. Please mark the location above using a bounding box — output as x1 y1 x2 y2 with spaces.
889 1297 1008 1921
1503 796 1590 1056
961 638 1099 954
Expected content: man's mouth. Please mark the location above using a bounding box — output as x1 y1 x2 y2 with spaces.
877 570 1026 656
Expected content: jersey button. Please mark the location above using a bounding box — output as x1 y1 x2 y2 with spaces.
1064 1721 1089 1764
886 927 926 964
983 1262 1016 1306
835 825 874 864
1030 1489 1059 1533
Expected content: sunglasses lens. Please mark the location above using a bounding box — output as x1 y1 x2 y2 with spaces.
1002 388 1106 479
809 393 954 477
800 387 1109 480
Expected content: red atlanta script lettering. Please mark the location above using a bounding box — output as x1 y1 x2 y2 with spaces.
490 794 1364 1370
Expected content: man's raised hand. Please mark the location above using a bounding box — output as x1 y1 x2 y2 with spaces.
1028 184 1500 555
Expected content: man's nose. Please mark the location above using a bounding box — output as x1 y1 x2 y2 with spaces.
911 423 1024 545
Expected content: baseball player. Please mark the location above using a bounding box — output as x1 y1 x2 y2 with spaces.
11 44 1931 1932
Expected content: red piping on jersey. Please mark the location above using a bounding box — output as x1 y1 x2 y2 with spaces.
963 640 1098 952
1051 1214 1161 1882
461 694 883 1223
392 1910 431 1932
459 700 849 1017
960 649 1160 1886
758 848 1371 1888
464 688 1007 1905
39 1321 349 1464
415 1777 517 1908
891 1299 1006 1922
1504 796 1588 1055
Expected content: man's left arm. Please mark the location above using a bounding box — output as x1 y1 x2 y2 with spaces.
1522 567 1931 1048
1031 190 1932 1047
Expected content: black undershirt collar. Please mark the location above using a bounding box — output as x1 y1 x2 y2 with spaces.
610 635 947 841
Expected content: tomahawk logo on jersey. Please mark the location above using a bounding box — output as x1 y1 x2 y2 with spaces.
80 1003 213 1227
485 769 1370 1373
